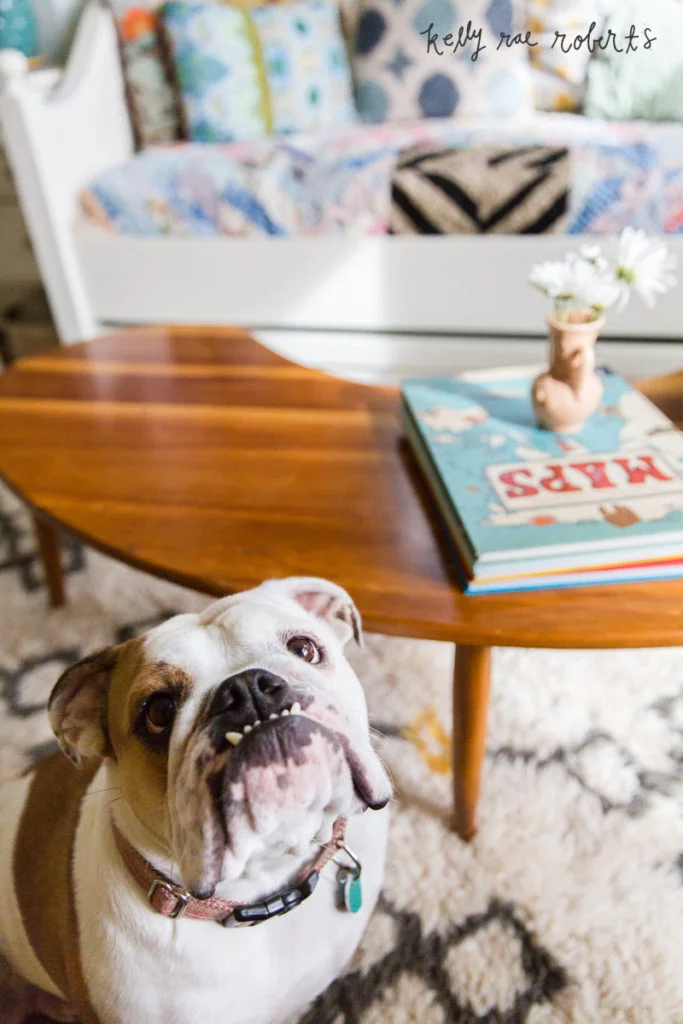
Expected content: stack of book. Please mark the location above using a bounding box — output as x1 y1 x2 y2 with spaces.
401 366 683 594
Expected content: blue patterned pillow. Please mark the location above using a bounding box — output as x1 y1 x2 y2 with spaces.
162 0 356 141
352 0 533 123
253 1 357 134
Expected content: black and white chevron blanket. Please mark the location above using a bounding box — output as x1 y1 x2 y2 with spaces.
390 144 570 235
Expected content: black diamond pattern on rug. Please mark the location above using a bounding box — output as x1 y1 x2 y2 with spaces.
300 897 568 1024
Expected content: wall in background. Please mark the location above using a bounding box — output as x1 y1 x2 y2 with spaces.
32 0 83 63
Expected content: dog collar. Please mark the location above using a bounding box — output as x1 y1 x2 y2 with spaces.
112 817 351 927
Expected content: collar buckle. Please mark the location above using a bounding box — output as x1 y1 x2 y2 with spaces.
221 870 320 928
148 878 191 919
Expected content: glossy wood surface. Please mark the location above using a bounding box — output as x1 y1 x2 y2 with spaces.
1 326 683 648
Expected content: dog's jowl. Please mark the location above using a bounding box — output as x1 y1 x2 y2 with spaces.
0 577 391 1024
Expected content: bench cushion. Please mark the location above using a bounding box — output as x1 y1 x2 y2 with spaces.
81 114 683 237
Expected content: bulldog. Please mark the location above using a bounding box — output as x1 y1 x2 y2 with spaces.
0 577 391 1024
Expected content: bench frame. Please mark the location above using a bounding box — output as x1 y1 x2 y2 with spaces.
0 2 682 365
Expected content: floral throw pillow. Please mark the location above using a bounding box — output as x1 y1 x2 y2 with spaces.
109 3 183 147
352 0 533 123
161 0 357 141
526 0 604 113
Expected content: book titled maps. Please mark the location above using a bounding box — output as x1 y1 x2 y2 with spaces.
401 366 683 594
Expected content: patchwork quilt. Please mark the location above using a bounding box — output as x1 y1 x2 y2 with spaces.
81 113 683 237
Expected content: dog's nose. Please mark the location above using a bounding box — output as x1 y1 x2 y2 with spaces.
209 669 296 729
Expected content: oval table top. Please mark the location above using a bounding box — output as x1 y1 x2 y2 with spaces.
1 326 683 649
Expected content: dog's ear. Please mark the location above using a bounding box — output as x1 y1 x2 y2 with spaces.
48 646 122 768
279 577 363 647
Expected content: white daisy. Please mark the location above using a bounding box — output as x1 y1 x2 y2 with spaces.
528 260 574 299
531 254 619 316
579 243 609 271
530 231 676 321
616 227 677 308
568 257 619 315
576 270 621 315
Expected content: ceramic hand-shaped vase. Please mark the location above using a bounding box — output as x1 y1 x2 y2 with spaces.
532 312 605 433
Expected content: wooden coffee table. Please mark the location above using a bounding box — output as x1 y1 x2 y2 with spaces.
1 327 683 839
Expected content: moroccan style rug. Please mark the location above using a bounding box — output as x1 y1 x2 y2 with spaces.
1 482 682 1023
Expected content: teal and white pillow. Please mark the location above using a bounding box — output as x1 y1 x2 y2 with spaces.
352 0 533 123
254 1 356 134
162 0 356 141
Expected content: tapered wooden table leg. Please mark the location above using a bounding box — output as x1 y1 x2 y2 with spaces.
33 514 65 608
452 644 491 840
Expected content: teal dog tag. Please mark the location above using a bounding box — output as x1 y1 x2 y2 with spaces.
337 868 362 913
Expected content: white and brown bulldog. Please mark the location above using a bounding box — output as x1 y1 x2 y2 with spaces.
0 577 391 1024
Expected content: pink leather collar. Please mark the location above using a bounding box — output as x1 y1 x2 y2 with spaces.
112 818 347 927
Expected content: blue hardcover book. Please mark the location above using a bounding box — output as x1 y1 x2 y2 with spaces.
401 366 683 594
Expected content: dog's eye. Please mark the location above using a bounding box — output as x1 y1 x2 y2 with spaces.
287 636 322 664
143 693 176 736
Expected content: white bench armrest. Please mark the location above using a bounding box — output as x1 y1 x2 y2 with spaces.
0 1 134 341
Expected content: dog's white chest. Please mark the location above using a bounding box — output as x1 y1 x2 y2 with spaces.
75 803 389 1024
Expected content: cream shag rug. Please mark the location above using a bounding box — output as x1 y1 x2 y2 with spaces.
1 483 683 1024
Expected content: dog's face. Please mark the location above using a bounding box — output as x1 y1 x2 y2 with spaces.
48 578 391 896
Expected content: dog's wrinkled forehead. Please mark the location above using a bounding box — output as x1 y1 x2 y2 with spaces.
140 589 343 693
141 613 225 685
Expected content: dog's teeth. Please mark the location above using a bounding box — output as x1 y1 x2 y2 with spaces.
225 732 242 746
243 724 253 734
253 720 261 727
291 702 301 715
269 713 278 720
281 708 290 717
